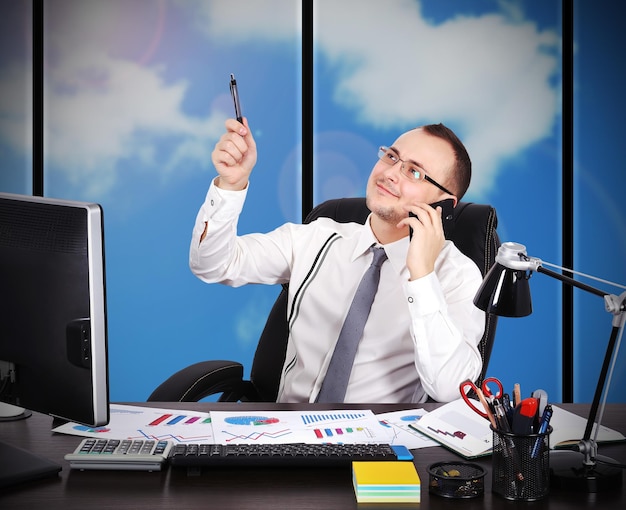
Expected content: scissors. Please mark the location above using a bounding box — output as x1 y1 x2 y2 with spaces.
460 377 504 421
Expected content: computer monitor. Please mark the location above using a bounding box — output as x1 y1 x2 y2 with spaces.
0 192 110 487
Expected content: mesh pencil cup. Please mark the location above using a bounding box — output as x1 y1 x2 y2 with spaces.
491 425 552 501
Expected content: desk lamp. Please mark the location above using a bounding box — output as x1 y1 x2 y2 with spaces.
474 242 625 493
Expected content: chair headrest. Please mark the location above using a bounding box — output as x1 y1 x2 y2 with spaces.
304 197 499 276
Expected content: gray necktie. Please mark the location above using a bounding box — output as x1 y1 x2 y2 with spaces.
316 246 388 403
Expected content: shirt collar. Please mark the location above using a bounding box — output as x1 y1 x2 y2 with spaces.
352 214 409 275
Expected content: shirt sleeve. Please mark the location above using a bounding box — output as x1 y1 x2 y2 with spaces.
404 244 485 402
189 179 292 287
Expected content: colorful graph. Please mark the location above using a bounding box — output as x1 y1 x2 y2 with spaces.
312 426 366 439
133 430 215 443
221 428 293 442
208 409 393 445
224 416 280 426
73 425 111 433
400 415 423 422
300 412 367 425
426 426 467 440
148 413 212 426
54 405 216 444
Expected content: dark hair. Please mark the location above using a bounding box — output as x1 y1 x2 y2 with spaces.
421 123 472 200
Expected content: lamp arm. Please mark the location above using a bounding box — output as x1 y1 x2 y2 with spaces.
536 265 626 454
582 323 621 444
535 266 607 299
499 242 622 300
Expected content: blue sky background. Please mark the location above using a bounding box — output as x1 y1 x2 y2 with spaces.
1 0 624 404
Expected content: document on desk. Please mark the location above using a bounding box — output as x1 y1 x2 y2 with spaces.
375 409 439 449
210 409 395 445
409 398 494 458
53 406 395 446
52 404 215 444
550 405 625 448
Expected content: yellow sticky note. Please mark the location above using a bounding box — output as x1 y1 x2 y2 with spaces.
352 461 420 503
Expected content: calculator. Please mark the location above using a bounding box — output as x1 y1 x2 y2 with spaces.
65 438 172 471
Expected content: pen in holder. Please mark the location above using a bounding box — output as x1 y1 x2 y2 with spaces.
491 424 552 501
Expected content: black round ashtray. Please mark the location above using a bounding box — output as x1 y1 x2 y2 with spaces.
428 461 486 499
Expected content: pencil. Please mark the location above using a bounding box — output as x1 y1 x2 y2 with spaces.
475 387 497 429
513 383 521 407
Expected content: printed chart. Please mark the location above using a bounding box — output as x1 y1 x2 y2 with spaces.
375 408 438 449
52 404 215 444
211 409 394 445
53 405 442 449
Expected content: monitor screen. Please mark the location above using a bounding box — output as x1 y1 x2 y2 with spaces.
0 192 110 486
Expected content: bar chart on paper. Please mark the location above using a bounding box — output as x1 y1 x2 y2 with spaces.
52 404 215 444
301 412 372 440
300 411 369 425
211 409 394 445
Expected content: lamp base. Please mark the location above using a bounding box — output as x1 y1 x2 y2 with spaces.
550 450 623 493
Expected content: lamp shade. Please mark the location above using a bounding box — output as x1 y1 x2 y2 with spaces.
473 262 533 317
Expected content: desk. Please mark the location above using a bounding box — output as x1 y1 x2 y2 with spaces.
1 402 625 509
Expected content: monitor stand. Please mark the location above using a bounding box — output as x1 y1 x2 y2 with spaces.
0 402 32 421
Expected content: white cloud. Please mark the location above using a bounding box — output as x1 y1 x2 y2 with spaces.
0 0 229 198
181 0 301 42
43 51 227 197
35 0 300 198
177 0 561 197
0 0 559 200
314 0 561 197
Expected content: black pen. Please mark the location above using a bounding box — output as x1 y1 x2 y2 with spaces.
492 398 512 433
501 393 514 425
229 73 243 123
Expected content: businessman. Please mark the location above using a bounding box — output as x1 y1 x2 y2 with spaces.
190 117 484 403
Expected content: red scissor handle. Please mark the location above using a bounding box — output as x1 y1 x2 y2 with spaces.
482 377 504 400
459 379 488 419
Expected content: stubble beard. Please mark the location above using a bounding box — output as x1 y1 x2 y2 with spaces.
366 196 404 225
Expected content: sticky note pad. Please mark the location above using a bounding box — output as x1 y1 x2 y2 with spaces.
352 461 421 503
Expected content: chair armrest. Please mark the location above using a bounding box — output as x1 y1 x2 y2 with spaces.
147 360 244 402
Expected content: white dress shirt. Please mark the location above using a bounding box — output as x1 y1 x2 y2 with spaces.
190 181 485 403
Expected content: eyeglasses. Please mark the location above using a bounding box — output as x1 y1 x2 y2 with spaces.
377 146 454 196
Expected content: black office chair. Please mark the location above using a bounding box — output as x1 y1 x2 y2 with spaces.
148 198 500 403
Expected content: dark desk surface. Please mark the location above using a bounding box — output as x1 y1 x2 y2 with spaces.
1 402 625 510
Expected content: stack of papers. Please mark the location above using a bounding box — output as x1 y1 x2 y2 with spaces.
51 401 624 460
52 404 397 446
352 461 421 503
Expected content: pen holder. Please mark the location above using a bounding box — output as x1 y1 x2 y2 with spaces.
491 425 552 501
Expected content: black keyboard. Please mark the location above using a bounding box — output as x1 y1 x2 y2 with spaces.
169 442 413 468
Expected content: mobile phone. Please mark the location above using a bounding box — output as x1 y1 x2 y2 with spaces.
229 73 243 123
409 198 455 240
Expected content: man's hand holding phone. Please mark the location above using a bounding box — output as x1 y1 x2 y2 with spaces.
405 199 454 281
408 199 454 240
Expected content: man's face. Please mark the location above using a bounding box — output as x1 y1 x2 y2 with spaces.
365 128 456 225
